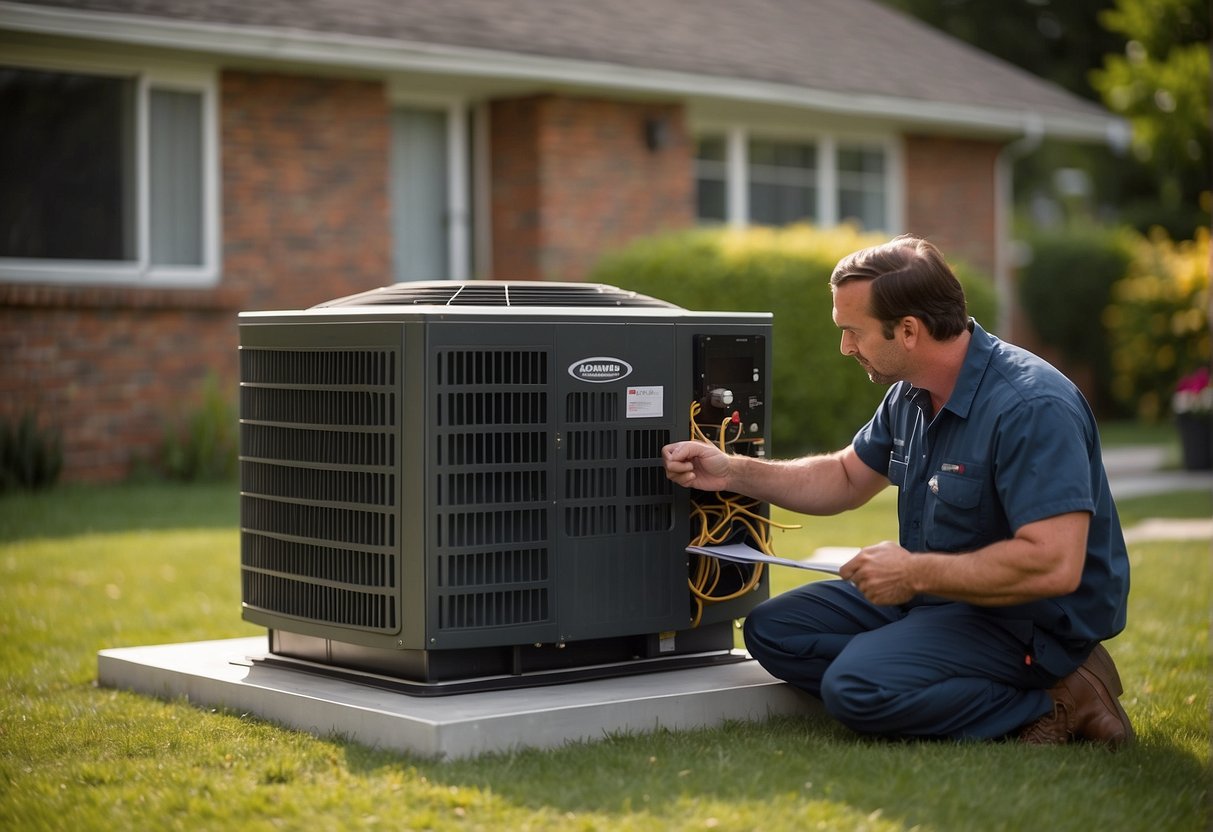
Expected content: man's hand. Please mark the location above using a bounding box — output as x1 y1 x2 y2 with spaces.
663 441 731 491
840 540 917 606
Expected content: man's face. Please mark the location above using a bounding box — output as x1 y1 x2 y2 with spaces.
831 280 906 385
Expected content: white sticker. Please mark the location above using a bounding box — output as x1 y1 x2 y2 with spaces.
626 386 664 419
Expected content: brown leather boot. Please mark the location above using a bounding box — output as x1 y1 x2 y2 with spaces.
1019 643 1135 749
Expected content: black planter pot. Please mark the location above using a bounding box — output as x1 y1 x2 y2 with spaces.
1176 412 1213 471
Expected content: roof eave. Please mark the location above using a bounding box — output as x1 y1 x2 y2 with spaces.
0 1 1124 143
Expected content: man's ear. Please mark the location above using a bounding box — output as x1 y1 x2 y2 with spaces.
898 316 920 348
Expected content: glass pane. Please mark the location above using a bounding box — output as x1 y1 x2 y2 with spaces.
747 138 816 225
839 188 885 230
837 144 887 231
391 107 449 282
0 67 135 260
749 182 815 226
838 146 885 175
750 139 815 170
695 135 726 162
150 89 204 266
696 178 726 223
695 135 727 223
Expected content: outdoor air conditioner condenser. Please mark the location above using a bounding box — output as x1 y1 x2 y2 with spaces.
237 282 773 692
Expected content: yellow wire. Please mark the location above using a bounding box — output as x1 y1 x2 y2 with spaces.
685 401 798 626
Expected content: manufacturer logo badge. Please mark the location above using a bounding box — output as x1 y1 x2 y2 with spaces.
568 356 633 383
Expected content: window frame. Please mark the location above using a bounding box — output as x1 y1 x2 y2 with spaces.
693 124 903 234
0 48 220 288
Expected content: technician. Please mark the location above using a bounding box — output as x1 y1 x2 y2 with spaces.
662 235 1133 747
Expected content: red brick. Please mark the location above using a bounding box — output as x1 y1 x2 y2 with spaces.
903 135 999 277
1 72 392 482
489 94 694 281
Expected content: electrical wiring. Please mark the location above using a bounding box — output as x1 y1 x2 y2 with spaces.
684 401 797 627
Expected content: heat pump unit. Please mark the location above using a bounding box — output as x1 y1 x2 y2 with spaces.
238 282 773 693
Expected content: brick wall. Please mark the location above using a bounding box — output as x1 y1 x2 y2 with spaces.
0 288 239 482
2 79 1013 484
222 72 392 311
0 72 392 482
903 135 1001 278
489 95 694 281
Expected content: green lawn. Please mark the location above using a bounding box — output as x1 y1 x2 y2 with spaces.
1 480 1208 831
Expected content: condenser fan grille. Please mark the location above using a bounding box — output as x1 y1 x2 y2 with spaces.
313 281 679 309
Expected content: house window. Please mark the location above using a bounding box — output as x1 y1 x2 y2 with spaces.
696 130 894 233
0 62 216 286
748 138 817 226
694 136 728 223
838 144 887 231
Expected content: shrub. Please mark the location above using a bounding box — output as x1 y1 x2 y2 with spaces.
0 412 63 493
158 375 238 481
1103 226 1211 421
590 225 997 455
1017 225 1134 414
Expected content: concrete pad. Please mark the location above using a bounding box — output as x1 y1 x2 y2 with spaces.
97 638 820 759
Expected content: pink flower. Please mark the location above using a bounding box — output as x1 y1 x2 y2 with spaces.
1174 367 1212 414
1176 367 1211 394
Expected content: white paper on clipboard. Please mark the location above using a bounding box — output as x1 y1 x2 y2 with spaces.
685 543 857 576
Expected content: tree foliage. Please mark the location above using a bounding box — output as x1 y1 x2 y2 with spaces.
880 0 1123 101
1090 0 1211 225
881 0 1210 235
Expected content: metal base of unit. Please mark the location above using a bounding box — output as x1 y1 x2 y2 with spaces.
265 623 743 696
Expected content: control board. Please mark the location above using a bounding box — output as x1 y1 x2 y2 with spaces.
693 333 767 458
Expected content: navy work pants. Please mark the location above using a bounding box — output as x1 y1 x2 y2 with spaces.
743 580 1064 740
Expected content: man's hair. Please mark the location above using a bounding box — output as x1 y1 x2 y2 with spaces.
829 235 969 340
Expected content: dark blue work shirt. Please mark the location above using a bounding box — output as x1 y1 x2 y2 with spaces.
852 321 1129 669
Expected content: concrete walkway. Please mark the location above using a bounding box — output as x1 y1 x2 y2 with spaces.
1103 445 1212 543
1103 445 1213 502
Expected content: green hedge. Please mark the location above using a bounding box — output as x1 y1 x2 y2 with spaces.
590 225 997 456
1017 225 1134 415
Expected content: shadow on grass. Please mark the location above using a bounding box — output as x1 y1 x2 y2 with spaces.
330 712 1208 830
0 479 239 542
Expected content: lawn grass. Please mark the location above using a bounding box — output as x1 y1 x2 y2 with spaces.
1097 419 1183 450
0 479 1208 831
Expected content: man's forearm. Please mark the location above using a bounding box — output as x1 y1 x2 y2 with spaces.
902 513 1089 605
724 450 884 516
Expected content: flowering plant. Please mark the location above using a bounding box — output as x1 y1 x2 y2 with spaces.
1173 367 1213 415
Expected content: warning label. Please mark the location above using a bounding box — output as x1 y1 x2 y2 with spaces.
626 386 663 419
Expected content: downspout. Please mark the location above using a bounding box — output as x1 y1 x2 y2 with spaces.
993 116 1044 339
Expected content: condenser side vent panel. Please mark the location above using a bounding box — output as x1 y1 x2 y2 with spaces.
240 347 402 635
432 347 555 633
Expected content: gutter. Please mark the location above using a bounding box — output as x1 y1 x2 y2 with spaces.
0 1 1122 142
993 118 1044 339
992 115 1132 339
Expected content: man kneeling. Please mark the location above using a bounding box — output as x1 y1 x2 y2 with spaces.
663 235 1133 746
